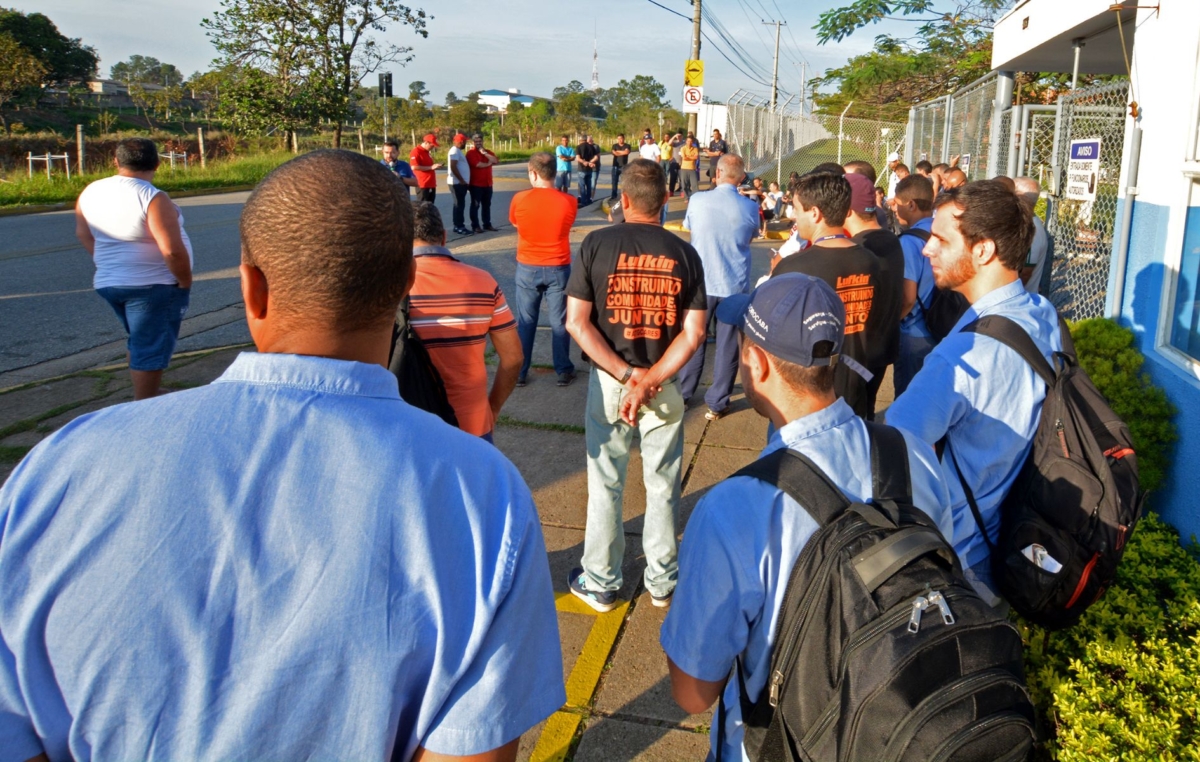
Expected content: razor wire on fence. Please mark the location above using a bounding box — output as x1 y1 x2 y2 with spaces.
1045 80 1130 321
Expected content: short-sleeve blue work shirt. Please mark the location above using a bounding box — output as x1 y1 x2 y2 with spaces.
899 216 935 337
660 399 953 761
683 183 762 297
886 280 1062 572
555 145 576 173
0 352 564 761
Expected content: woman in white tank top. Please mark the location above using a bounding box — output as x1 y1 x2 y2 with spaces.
75 138 194 400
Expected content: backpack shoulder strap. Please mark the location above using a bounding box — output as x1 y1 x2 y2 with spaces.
866 422 912 508
899 227 931 242
732 448 850 527
962 314 1056 387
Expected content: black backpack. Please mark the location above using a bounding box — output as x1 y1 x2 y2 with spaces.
900 228 969 342
952 316 1143 631
722 423 1034 762
387 297 459 428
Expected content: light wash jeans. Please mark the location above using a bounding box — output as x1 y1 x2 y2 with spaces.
581 367 685 598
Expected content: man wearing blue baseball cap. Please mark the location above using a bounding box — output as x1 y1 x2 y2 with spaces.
660 273 953 761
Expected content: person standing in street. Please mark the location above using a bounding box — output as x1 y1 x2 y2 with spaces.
639 137 661 164
610 134 631 201
509 152 578 387
409 133 442 203
379 139 417 195
565 158 708 613
7 149 565 762
658 132 675 190
669 131 684 197
554 135 576 193
467 132 498 233
446 133 472 235
677 154 761 420
75 137 193 401
679 135 700 199
576 134 600 206
705 129 728 188
892 174 937 395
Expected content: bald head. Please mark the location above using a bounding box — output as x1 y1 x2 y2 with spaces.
942 168 967 190
240 149 414 332
1014 176 1040 209
716 154 746 185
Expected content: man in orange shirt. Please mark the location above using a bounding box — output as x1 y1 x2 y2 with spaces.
409 133 443 203
508 152 578 386
408 203 523 442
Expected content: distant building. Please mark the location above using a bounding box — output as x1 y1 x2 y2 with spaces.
86 80 166 95
476 88 543 114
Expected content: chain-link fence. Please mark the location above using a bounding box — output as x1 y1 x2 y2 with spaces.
1024 110 1058 187
909 96 948 166
1045 80 1131 320
945 72 1001 180
993 108 1012 182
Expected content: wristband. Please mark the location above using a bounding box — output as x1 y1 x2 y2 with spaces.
619 366 634 384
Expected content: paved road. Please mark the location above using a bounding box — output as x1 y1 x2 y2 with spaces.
0 162 596 378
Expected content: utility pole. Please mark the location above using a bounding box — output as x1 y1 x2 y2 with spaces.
762 20 785 111
687 0 702 136
800 62 807 116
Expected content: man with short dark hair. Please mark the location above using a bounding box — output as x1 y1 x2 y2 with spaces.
408 202 522 441
409 132 443 203
678 154 761 420
915 159 934 176
467 132 499 233
509 152 578 386
565 158 708 613
610 134 631 201
773 172 886 418
75 137 193 400
704 129 728 188
660 273 952 760
380 139 417 194
4 150 565 761
554 135 575 193
887 180 1063 607
576 134 600 205
892 173 937 395
668 130 684 196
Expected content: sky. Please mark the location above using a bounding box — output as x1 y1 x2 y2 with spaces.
25 0 923 108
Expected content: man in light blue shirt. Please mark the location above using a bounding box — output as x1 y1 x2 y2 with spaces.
554 135 576 193
892 173 937 395
0 150 564 762
678 153 762 419
886 180 1062 607
660 273 953 761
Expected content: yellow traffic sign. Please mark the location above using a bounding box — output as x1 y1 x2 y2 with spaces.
685 59 704 87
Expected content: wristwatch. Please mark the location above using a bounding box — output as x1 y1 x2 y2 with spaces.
619 366 635 384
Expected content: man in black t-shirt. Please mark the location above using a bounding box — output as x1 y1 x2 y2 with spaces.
576 135 600 205
705 129 728 187
610 134 631 201
565 158 708 613
842 171 904 418
772 172 883 418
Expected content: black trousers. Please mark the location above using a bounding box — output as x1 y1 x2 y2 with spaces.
418 187 436 204
451 184 469 229
667 162 680 195
610 165 623 199
469 185 493 229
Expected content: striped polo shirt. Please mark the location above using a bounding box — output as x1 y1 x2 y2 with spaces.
409 245 517 437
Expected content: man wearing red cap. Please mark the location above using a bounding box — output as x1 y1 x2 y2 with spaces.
410 133 443 203
446 133 472 235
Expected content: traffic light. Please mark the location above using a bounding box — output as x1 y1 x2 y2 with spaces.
378 72 393 98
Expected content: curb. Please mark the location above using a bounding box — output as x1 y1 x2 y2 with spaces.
0 184 259 218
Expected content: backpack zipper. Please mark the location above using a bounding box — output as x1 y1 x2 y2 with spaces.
1056 418 1069 458
1066 552 1101 608
928 711 1034 762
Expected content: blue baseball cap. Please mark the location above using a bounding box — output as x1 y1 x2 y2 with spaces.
715 273 872 380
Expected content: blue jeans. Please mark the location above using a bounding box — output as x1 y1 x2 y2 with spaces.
678 295 740 413
578 169 595 204
610 165 623 199
554 171 571 193
581 367 684 597
97 284 190 371
894 332 936 397
514 262 575 378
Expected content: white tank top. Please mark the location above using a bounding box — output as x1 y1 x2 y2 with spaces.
78 175 194 289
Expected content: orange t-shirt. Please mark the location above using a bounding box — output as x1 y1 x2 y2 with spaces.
409 251 516 437
508 187 577 266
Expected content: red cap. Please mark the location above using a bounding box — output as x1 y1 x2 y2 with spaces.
845 172 878 215
453 133 467 144
423 133 439 147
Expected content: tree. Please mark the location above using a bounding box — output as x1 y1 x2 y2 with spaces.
446 98 484 134
204 0 430 148
552 79 604 121
0 8 97 85
407 79 428 102
0 32 45 135
444 90 459 106
111 55 184 87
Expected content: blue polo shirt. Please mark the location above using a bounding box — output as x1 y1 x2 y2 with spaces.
899 216 935 338
660 399 953 761
683 183 761 298
0 352 564 761
555 145 576 173
381 158 415 193
886 279 1062 575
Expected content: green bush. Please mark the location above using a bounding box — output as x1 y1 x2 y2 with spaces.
1020 318 1196 760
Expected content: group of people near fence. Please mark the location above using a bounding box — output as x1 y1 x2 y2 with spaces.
2 134 1099 761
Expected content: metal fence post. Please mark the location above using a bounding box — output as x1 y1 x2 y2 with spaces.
837 102 853 165
1006 104 1023 177
905 107 917 167
941 96 954 164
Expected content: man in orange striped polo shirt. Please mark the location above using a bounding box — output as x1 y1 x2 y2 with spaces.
408 203 523 442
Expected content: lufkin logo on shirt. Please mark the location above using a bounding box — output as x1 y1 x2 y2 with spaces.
835 273 874 335
606 251 684 339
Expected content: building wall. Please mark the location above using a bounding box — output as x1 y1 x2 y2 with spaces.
1107 1 1200 541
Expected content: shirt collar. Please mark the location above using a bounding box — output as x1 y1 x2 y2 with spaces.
413 244 456 258
215 352 401 400
913 216 933 231
967 278 1027 316
762 398 856 456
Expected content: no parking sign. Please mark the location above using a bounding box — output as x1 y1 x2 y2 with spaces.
682 86 703 113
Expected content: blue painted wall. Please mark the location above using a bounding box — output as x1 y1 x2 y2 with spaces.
1110 198 1200 543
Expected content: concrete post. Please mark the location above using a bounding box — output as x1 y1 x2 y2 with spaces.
905 107 917 167
197 127 206 169
76 124 84 175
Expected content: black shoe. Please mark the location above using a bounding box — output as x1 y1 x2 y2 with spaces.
472 227 483 234
515 374 528 388
483 225 499 232
556 371 577 387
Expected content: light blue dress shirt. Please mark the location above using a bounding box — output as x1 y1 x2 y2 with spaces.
0 352 564 761
683 184 761 297
886 279 1062 573
660 399 953 762
555 145 576 173
899 216 935 338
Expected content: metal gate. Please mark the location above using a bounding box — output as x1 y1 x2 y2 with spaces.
1045 80 1131 320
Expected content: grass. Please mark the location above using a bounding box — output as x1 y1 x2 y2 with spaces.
495 414 585 435
748 137 891 185
0 445 31 464
0 152 294 207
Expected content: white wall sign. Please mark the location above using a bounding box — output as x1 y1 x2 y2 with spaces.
1066 138 1102 202
682 86 703 114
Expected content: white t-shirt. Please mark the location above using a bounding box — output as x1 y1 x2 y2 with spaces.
447 145 470 186
78 175 193 289
639 143 661 162
1025 215 1050 294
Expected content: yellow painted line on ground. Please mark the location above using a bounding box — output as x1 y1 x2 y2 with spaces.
565 598 632 708
528 711 584 762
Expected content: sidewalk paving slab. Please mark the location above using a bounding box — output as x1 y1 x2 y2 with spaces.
0 375 105 432
573 717 710 762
